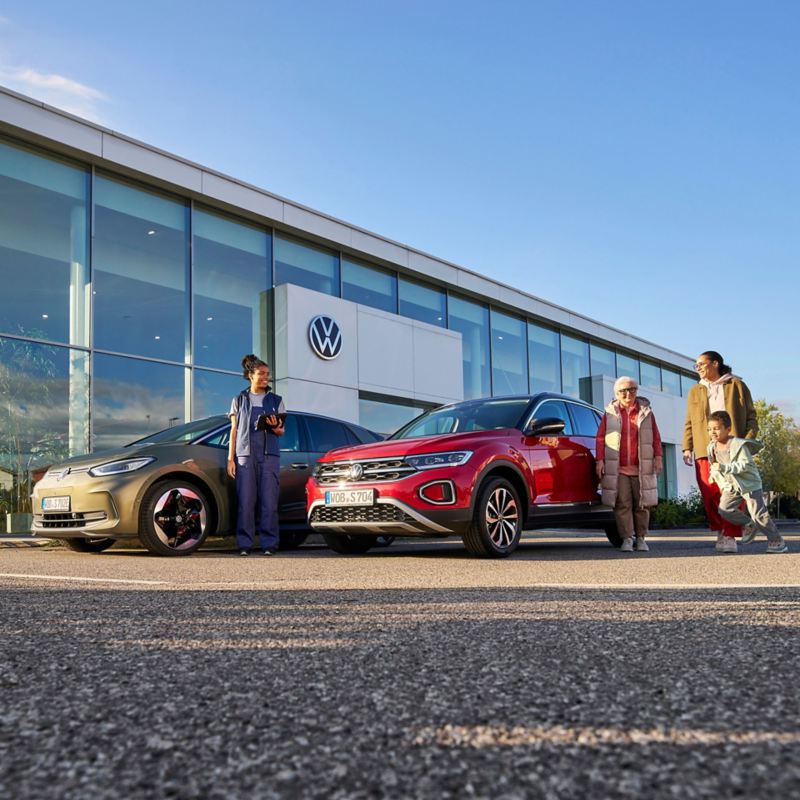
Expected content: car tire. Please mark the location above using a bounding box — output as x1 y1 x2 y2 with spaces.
278 531 309 550
604 521 623 548
322 533 376 554
462 477 522 558
138 479 213 556
63 537 115 553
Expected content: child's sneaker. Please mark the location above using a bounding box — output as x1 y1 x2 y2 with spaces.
635 538 650 552
740 523 758 545
766 538 788 554
620 537 634 552
715 532 725 552
721 537 738 554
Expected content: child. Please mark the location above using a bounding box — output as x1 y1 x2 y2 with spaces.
707 410 787 554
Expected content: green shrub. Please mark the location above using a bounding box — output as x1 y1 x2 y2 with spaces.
651 490 706 528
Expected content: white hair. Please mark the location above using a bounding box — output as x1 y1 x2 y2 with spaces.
613 376 639 394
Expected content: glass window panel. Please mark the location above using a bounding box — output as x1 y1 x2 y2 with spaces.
93 175 188 361
661 368 681 396
193 208 271 371
528 323 561 394
342 258 397 313
93 354 186 451
193 368 246 419
569 403 601 437
590 343 616 378
398 277 446 327
0 337 89 522
533 399 573 435
640 360 662 391
0 139 89 346
561 334 590 401
359 395 431 437
274 235 339 296
616 351 640 382
304 416 351 453
681 372 697 397
448 294 490 400
490 309 527 395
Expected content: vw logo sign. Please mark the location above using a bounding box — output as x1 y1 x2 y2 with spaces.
308 315 342 360
348 463 363 482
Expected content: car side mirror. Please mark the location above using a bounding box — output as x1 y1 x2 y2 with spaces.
524 417 566 437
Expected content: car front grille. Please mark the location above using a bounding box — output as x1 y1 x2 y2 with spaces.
316 459 415 484
35 511 108 529
310 505 414 524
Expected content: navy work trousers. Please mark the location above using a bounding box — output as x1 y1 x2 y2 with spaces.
235 452 280 552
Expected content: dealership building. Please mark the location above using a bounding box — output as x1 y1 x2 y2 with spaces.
0 85 698 525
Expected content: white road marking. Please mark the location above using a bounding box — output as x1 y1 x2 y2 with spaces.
0 573 169 585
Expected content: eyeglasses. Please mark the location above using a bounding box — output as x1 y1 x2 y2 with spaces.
694 361 710 370
617 387 637 394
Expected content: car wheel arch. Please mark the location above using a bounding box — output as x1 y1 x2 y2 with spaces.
471 460 530 523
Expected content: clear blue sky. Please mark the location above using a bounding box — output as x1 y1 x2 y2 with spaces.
2 1 798 416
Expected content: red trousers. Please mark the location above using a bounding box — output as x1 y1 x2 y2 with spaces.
695 457 742 537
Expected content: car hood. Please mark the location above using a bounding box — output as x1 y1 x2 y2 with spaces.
319 429 517 462
43 443 168 472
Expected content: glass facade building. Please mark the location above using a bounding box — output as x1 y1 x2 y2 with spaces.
0 122 696 525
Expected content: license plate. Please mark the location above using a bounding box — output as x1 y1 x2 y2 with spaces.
42 496 70 512
325 489 375 507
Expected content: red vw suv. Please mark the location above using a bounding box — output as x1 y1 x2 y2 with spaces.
307 394 620 557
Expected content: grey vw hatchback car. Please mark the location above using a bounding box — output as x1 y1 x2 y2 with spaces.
32 411 381 556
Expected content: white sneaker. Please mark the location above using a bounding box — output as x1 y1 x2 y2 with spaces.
635 538 650 552
715 532 725 552
620 537 634 552
766 538 788 554
721 537 738 554
740 523 758 545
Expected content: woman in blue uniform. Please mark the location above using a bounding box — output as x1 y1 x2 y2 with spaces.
227 354 285 555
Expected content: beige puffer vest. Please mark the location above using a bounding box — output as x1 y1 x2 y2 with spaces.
600 397 659 509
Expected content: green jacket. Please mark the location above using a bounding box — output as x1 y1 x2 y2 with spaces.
707 437 764 495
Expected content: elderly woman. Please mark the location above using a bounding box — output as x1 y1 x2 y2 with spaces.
682 350 757 554
596 376 663 552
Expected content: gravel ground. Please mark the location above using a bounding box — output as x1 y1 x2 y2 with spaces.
1 536 799 799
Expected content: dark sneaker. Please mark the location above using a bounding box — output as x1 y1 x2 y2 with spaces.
766 538 788 554
239 550 250 556
261 549 277 556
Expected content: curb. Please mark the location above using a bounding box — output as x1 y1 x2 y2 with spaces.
0 536 51 548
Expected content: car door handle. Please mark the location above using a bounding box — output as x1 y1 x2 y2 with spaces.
290 463 309 470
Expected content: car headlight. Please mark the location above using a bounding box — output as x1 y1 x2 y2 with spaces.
406 451 472 470
89 457 156 477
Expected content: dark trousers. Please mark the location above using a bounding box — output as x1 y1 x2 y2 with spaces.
235 453 280 551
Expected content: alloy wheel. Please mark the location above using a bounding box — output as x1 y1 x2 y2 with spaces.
152 487 207 551
485 486 519 547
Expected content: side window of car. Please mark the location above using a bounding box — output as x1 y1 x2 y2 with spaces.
533 400 573 435
569 403 601 437
345 424 382 444
201 428 230 449
304 416 352 453
280 414 302 453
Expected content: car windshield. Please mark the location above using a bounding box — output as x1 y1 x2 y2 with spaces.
125 415 229 447
390 398 531 440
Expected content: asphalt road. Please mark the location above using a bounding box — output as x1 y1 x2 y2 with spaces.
2 531 799 799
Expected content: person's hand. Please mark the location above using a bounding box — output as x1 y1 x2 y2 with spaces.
654 460 663 475
682 450 694 466
227 457 236 479
595 459 605 480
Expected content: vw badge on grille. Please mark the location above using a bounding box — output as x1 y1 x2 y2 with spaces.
348 463 363 481
308 315 342 360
